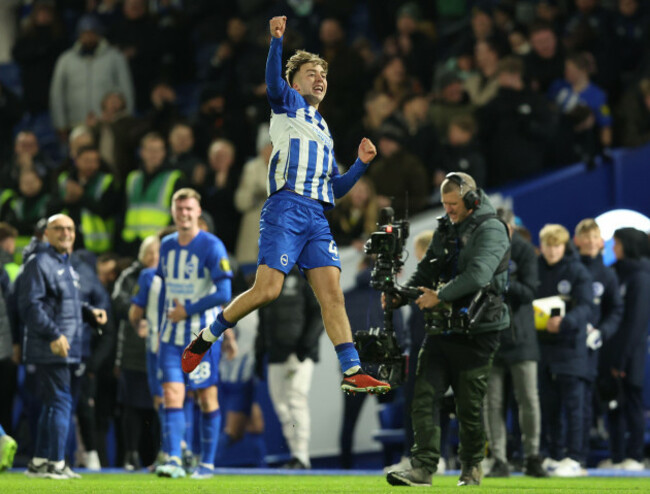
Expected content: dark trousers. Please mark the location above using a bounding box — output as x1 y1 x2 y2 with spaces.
539 370 583 461
76 369 98 452
608 381 644 463
0 358 17 435
411 331 500 473
35 364 80 462
582 378 594 465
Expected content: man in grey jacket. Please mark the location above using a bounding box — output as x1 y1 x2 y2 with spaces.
49 15 134 137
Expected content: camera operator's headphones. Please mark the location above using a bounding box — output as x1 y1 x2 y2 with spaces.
445 172 480 210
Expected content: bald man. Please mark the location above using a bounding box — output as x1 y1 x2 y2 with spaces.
19 214 106 479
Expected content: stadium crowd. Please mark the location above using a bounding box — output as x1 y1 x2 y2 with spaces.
0 0 650 479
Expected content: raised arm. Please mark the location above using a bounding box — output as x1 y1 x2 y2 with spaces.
266 16 288 102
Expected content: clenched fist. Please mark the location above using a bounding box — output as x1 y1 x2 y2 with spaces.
358 137 377 164
269 16 287 39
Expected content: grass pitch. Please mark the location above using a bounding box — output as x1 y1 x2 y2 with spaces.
3 473 650 494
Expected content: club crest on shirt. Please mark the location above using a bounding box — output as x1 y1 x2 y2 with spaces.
557 279 571 295
184 261 196 277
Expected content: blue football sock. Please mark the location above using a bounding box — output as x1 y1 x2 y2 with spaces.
206 312 235 342
200 409 221 467
335 343 361 374
183 398 194 453
165 408 185 460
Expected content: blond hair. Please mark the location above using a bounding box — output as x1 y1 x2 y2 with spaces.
574 218 600 237
285 50 328 86
138 235 160 263
172 187 201 204
414 230 434 253
539 224 570 246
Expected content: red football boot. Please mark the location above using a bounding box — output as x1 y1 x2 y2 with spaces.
181 329 213 373
341 369 391 394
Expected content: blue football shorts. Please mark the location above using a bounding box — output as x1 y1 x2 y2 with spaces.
159 340 222 390
146 350 163 398
257 189 341 274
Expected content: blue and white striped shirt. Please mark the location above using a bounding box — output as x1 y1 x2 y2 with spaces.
156 230 232 347
266 37 369 206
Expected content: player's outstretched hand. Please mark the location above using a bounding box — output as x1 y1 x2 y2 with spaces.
358 137 377 164
270 16 287 38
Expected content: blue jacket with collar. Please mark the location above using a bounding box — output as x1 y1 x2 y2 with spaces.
19 244 92 364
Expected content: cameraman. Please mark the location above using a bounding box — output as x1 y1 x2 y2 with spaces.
386 172 510 487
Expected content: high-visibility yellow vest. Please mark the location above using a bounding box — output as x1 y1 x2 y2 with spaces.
59 172 116 253
122 169 182 243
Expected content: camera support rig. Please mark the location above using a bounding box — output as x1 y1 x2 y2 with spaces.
353 207 421 387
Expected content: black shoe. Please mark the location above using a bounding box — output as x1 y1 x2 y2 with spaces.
524 456 550 478
386 467 433 487
486 458 510 477
124 451 142 471
458 463 482 486
281 457 309 469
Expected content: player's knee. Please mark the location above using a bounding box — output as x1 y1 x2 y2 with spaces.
253 281 283 304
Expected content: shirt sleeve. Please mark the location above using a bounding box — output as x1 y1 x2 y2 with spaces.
266 36 306 113
131 269 153 308
184 239 233 317
330 158 370 198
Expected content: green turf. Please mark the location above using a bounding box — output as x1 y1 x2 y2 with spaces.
2 473 650 494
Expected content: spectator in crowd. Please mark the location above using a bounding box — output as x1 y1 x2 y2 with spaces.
433 114 486 199
69 251 113 471
50 145 119 254
107 0 162 112
368 123 429 218
146 81 182 140
89 91 143 184
453 6 509 60
343 91 396 165
485 208 546 478
536 224 592 477
202 139 241 254
234 125 272 276
548 52 612 156
373 56 420 105
12 0 67 115
383 2 436 91
573 219 623 467
50 14 134 139
1 131 50 192
193 86 252 162
429 69 476 137
0 223 19 282
121 132 183 257
167 123 206 189
152 0 194 85
463 39 502 107
328 177 378 250
609 0 645 85
0 83 23 165
207 17 262 107
20 214 107 479
0 168 50 263
599 228 650 471
524 21 566 94
258 266 324 469
384 94 440 181
477 56 555 187
615 78 650 148
115 235 161 471
317 17 366 146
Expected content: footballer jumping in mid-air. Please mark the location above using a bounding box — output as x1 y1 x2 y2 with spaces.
182 15 390 394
